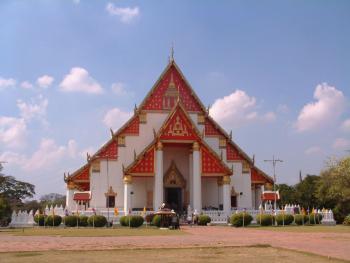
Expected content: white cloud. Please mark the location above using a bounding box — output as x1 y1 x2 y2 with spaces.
0 117 27 148
0 77 16 89
341 119 350 132
305 146 323 155
73 0 80 4
16 95 48 124
277 104 289 114
210 90 276 128
106 3 140 23
20 81 34 89
103 107 132 130
37 75 54 88
333 138 350 150
59 67 103 94
295 83 346 132
111 82 127 95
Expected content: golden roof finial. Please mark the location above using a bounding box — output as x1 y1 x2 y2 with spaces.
170 42 174 62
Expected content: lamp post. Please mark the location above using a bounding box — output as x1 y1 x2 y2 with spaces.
264 156 283 211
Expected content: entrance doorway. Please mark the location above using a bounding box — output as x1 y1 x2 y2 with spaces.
165 187 182 212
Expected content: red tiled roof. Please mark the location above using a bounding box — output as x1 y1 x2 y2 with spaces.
73 192 91 201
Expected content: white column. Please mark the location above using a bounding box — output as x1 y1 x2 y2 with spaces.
189 150 193 208
154 141 164 211
223 176 231 216
251 186 256 209
192 142 202 213
66 187 75 212
123 175 132 214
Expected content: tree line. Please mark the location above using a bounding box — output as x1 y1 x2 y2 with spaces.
277 156 350 223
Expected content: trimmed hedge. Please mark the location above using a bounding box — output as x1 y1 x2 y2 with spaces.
152 215 161 227
308 213 323 224
87 215 107 227
294 214 309 225
198 215 211 226
45 215 62 226
64 215 78 227
257 214 274 226
79 215 89 227
119 215 144 227
343 215 350 225
275 214 294 226
34 214 46 226
230 212 253 227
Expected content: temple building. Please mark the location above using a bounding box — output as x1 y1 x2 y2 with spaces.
64 56 273 216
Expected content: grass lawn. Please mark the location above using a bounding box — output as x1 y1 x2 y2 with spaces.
0 226 185 237
250 225 350 233
0 246 345 263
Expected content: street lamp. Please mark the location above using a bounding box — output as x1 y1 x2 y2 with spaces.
264 156 283 211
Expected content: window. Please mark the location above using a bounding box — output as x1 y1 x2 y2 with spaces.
106 196 115 208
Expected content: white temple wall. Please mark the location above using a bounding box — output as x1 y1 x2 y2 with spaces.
123 113 167 168
131 177 153 209
230 162 252 208
201 178 219 209
204 137 221 155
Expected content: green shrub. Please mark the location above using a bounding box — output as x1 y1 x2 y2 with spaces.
294 214 309 225
119 215 127 226
343 215 350 225
257 214 274 226
87 215 107 227
230 212 253 227
198 215 211 225
152 215 161 227
308 213 323 224
45 215 62 226
79 216 89 227
119 215 144 227
34 214 46 226
275 214 294 226
64 215 78 227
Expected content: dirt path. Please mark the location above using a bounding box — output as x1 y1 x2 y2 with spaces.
0 226 349 261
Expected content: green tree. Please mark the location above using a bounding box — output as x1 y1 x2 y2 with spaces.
0 164 36 225
317 157 350 223
276 184 297 206
40 193 65 208
294 175 321 209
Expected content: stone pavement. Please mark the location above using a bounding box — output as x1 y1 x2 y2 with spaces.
0 226 349 261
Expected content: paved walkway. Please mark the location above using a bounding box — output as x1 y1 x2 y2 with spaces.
0 226 349 261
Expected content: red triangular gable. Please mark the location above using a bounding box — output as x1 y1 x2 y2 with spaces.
98 140 118 159
205 118 222 136
160 105 199 141
201 145 230 175
142 64 202 112
226 143 245 161
120 116 139 135
128 146 155 175
74 166 90 181
251 167 272 184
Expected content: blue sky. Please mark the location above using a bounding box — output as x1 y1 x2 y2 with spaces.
0 0 349 197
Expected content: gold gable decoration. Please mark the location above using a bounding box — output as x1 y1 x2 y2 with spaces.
197 113 205 125
118 136 125 147
219 137 226 148
105 186 117 197
91 161 100 173
163 161 186 188
139 112 147 124
242 160 251 173
167 116 189 137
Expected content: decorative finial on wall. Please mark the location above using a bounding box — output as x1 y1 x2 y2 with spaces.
110 128 114 138
229 130 232 140
134 149 136 160
153 128 156 139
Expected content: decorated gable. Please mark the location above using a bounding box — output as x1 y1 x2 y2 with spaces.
142 64 203 112
204 118 222 136
97 140 118 160
226 143 244 161
73 165 90 181
127 146 155 175
201 145 230 175
160 105 199 141
120 116 139 135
